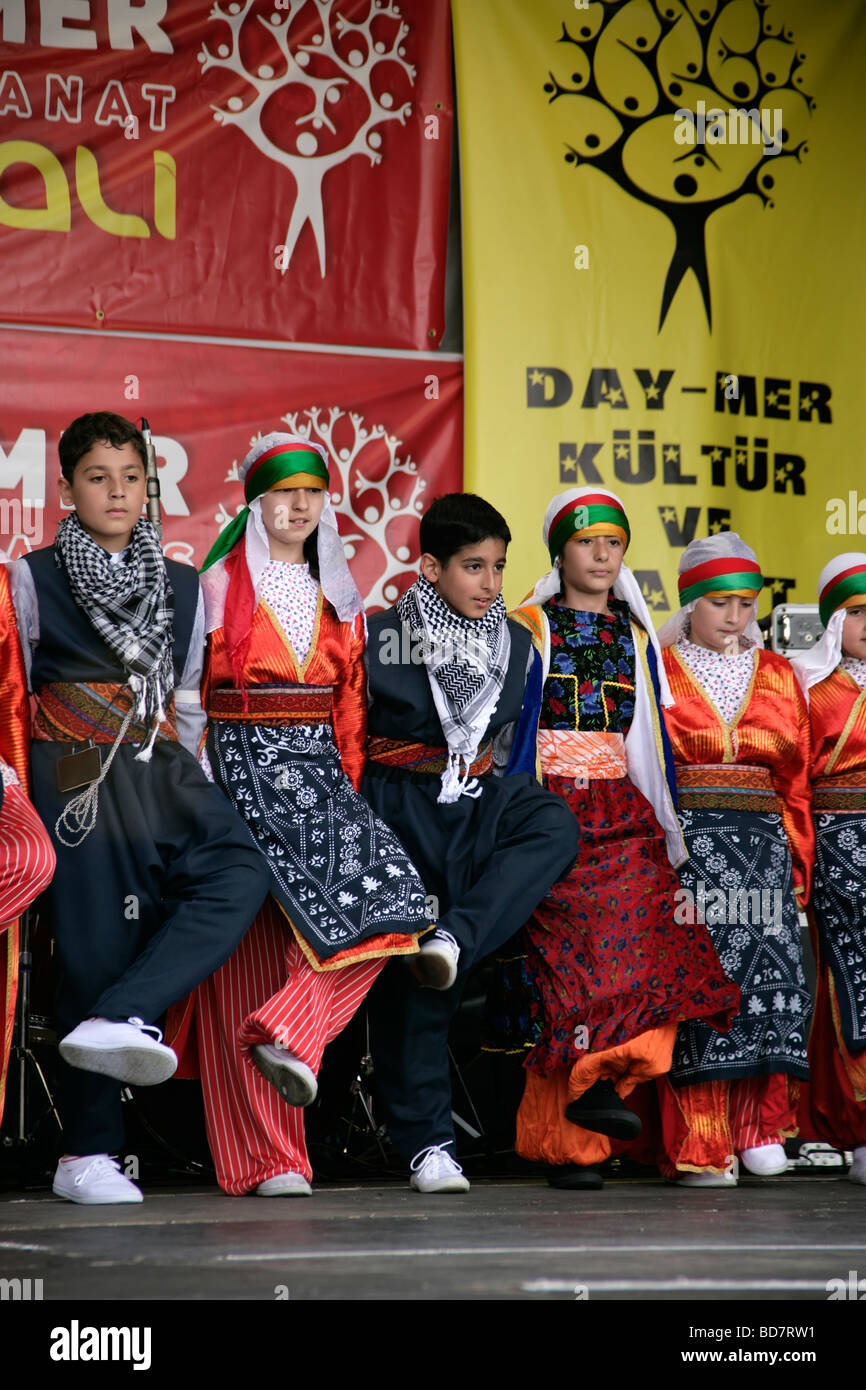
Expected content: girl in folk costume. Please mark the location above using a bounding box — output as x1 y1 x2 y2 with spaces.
791 555 866 1186
656 533 814 1186
194 433 430 1197
500 488 738 1189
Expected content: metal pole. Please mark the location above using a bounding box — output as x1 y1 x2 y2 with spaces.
140 417 163 540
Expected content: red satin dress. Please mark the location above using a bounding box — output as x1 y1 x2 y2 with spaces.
801 667 866 1149
656 647 814 1174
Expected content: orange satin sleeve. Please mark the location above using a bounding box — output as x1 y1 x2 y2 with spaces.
769 665 814 903
808 668 866 779
662 648 730 765
330 613 366 793
662 648 814 901
0 566 31 792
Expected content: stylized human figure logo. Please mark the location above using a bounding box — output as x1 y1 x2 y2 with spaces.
545 0 813 329
200 0 415 275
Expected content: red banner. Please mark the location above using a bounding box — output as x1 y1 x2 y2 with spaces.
0 326 462 608
0 0 452 350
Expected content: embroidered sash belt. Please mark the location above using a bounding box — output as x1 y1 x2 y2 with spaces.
33 682 178 745
208 684 334 725
366 736 494 778
811 768 866 811
675 762 782 813
538 729 627 781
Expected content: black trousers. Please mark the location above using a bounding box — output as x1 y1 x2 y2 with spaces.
31 740 271 1156
364 770 579 1162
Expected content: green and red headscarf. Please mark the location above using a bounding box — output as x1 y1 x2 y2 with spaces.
201 437 330 573
791 552 866 697
676 553 763 607
545 489 630 563
656 533 764 649
817 555 866 628
199 432 362 694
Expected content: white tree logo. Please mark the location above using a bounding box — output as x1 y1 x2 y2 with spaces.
215 407 427 609
199 0 416 275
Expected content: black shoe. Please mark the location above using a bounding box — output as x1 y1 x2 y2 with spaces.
564 1078 642 1140
547 1164 604 1190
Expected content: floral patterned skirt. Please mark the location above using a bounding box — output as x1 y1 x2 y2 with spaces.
812 808 866 1053
670 807 811 1085
485 776 739 1077
208 720 429 965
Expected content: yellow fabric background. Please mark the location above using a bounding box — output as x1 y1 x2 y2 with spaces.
452 0 866 616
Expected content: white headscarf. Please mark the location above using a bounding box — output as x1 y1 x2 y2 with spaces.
790 552 866 698
201 432 364 634
655 532 764 651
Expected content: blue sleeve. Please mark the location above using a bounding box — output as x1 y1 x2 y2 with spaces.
505 645 543 778
645 639 679 811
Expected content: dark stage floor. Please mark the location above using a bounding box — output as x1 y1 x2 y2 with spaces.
1 1171 863 1302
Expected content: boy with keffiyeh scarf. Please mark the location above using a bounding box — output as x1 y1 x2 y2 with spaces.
363 493 580 1193
7 413 270 1205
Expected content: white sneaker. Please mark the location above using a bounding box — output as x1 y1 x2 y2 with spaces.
255 1172 312 1197
250 1044 317 1107
59 1017 177 1086
53 1155 143 1205
676 1170 738 1188
409 929 461 991
740 1143 788 1176
739 1139 789 1173
409 1143 470 1193
848 1146 866 1185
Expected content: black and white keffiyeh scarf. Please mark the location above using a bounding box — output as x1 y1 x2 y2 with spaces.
55 513 175 761
396 575 510 802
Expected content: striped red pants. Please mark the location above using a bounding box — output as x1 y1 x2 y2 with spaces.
0 783 56 927
802 958 866 1149
657 1072 798 1175
195 898 384 1194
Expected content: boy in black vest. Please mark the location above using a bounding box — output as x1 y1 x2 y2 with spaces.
363 494 579 1191
9 413 270 1203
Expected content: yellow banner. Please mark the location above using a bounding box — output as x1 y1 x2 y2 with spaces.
452 0 866 619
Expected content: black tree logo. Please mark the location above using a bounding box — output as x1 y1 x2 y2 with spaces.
545 0 813 329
